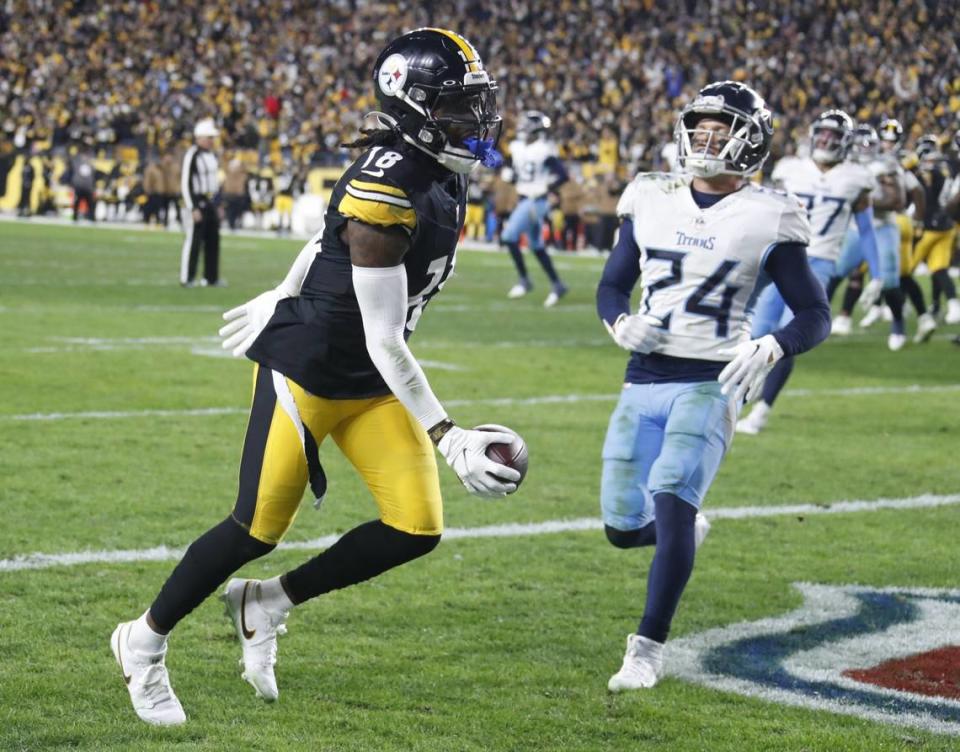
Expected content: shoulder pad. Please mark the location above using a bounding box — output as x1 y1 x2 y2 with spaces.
341 151 417 231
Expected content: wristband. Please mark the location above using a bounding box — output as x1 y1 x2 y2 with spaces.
428 418 456 446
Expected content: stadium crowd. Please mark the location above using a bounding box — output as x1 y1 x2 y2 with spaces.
2 0 959 167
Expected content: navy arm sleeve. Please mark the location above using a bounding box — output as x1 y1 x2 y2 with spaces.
596 218 640 326
763 242 831 356
545 156 568 192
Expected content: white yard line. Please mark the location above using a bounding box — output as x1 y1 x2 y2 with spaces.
4 383 958 423
1 492 957 573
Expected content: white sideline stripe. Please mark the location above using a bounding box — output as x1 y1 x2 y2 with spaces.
1 493 958 573
4 383 959 422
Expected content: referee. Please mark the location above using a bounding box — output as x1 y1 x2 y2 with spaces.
180 119 223 287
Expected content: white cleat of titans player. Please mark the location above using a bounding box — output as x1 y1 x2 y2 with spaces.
887 333 907 351
110 621 186 726
735 401 770 435
507 279 533 299
858 306 883 329
222 578 289 701
694 512 711 550
914 313 937 344
831 314 852 335
608 634 664 692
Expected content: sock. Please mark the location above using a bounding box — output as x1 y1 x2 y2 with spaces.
900 275 926 316
825 275 842 303
760 355 794 407
260 576 296 614
505 241 528 278
933 269 957 302
931 273 943 314
150 516 275 633
283 520 440 605
532 248 561 284
883 288 905 333
840 277 863 315
128 610 167 653
605 521 656 549
637 493 698 643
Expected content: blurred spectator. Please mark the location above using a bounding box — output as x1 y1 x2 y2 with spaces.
222 156 249 230
559 177 588 251
70 150 96 222
142 159 165 226
160 152 181 227
17 152 33 216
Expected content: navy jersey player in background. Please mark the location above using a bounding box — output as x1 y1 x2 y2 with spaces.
596 82 830 691
502 111 571 307
110 28 521 726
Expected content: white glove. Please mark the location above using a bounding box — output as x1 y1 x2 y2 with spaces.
219 288 286 357
604 313 664 353
859 278 884 310
717 334 785 404
437 426 521 499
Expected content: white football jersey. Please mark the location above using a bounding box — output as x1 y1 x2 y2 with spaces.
771 157 875 261
867 154 906 226
510 137 560 198
617 173 811 362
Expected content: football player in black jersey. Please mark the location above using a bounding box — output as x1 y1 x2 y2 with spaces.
111 29 520 726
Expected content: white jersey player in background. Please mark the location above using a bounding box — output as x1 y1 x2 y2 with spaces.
501 111 570 307
596 81 830 692
831 124 918 349
736 109 896 435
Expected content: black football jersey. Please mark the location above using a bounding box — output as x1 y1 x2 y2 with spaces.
917 161 955 231
247 140 467 398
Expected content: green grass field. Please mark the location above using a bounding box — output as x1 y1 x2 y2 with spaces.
2 220 959 751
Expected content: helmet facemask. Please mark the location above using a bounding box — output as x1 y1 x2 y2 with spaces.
675 102 767 178
427 87 503 173
810 123 850 164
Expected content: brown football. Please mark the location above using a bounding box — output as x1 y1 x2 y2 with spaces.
474 423 529 487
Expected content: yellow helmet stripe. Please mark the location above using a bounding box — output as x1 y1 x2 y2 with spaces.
425 28 481 72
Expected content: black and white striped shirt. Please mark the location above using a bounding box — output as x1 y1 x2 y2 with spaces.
181 146 220 210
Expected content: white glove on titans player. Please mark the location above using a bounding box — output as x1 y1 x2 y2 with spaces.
717 334 785 404
437 425 520 499
604 313 664 354
219 288 287 357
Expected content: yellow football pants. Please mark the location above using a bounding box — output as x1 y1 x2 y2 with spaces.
233 366 443 544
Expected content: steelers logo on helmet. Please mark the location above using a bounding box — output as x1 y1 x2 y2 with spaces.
369 28 503 175
377 53 408 97
674 80 773 178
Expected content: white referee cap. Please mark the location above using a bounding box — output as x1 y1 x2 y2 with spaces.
194 118 219 138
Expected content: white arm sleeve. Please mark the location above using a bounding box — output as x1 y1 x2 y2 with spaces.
352 264 448 430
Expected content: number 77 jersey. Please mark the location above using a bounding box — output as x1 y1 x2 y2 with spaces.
770 156 875 263
617 173 811 361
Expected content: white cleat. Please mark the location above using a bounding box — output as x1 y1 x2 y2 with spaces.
110 621 186 726
914 313 937 344
544 282 568 308
608 634 664 692
507 279 532 299
857 306 883 329
945 299 960 325
831 314 852 335
887 333 906 351
735 401 770 435
222 578 288 701
694 512 711 550
881 305 893 322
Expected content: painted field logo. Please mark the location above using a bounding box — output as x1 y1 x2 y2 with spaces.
667 583 960 736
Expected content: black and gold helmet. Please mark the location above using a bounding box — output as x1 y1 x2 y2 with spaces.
371 28 502 174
